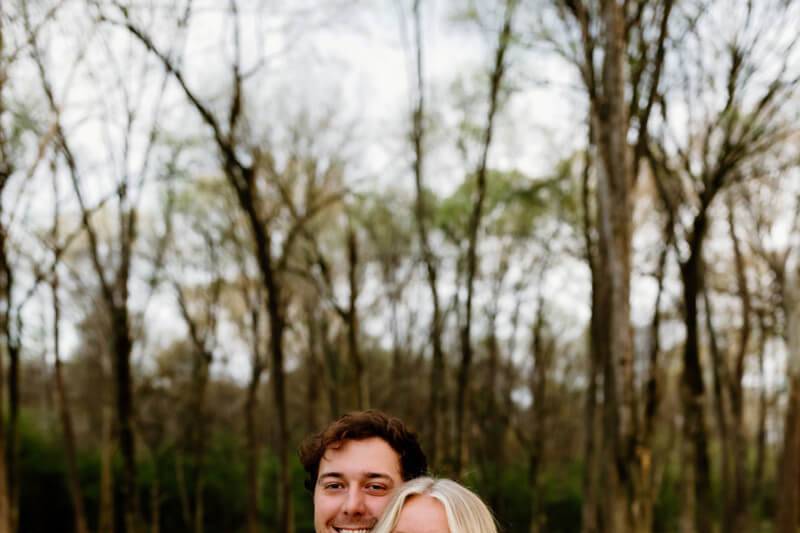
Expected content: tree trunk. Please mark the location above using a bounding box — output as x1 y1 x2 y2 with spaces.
638 221 671 533
176 454 192 532
409 0 446 470
53 278 90 533
191 355 210 533
568 0 674 527
592 1 636 531
150 468 160 533
777 268 800 533
777 377 800 533
581 329 601 533
0 261 12 533
679 428 696 533
0 169 20 533
753 312 769 493
268 312 293 533
175 281 216 533
679 234 713 533
528 299 550 533
99 407 115 533
0 22 12 532
346 226 367 409
726 200 751 533
321 314 340 419
388 290 406 415
580 126 601 533
0 266 8 523
245 353 263 533
6 334 18 533
112 306 139 533
455 0 515 477
704 285 732 533
306 305 321 434
480 259 511 512
479 254 511 482
231 165 292 533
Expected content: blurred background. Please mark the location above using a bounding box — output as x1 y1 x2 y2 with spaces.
1 0 800 532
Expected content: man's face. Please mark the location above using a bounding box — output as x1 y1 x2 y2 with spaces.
313 437 403 533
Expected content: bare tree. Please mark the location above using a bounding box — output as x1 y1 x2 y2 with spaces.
0 8 17 532
549 1 675 530
720 196 752 533
360 192 415 415
743 179 800 533
646 4 800 530
28 2 177 526
404 0 448 469
109 3 292 528
49 169 89 533
2 2 75 530
776 239 800 533
171 232 223 533
220 187 269 533
455 0 517 477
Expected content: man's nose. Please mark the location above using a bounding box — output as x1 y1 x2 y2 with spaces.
342 487 366 515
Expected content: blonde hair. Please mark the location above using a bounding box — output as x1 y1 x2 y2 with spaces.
372 477 498 533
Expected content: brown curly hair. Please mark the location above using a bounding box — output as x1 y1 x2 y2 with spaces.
298 410 428 492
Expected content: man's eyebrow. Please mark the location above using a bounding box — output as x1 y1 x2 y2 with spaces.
365 473 393 480
317 472 394 482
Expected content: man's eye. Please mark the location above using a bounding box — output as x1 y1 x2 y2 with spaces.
365 484 388 494
323 482 344 490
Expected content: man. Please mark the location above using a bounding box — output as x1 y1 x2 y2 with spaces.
299 410 428 533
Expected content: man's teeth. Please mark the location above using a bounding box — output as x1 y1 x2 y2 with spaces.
334 529 371 533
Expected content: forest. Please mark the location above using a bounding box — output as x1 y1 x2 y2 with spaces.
1 0 800 532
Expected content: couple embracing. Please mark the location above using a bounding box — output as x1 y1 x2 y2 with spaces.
299 410 497 533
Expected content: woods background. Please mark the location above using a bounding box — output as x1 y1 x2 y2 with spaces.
1 0 800 532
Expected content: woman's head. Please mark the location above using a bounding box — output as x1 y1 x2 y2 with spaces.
372 477 498 533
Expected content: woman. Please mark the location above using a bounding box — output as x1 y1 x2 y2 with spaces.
372 476 498 533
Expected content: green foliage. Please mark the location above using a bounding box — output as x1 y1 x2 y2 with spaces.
19 416 72 533
653 463 681 533
5 98 47 163
16 415 315 533
433 165 579 243
264 454 316 533
148 432 249 533
351 191 414 268
464 460 582 533
13 415 779 533
466 461 532 532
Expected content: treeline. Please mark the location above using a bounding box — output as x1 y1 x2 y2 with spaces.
1 1 800 533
